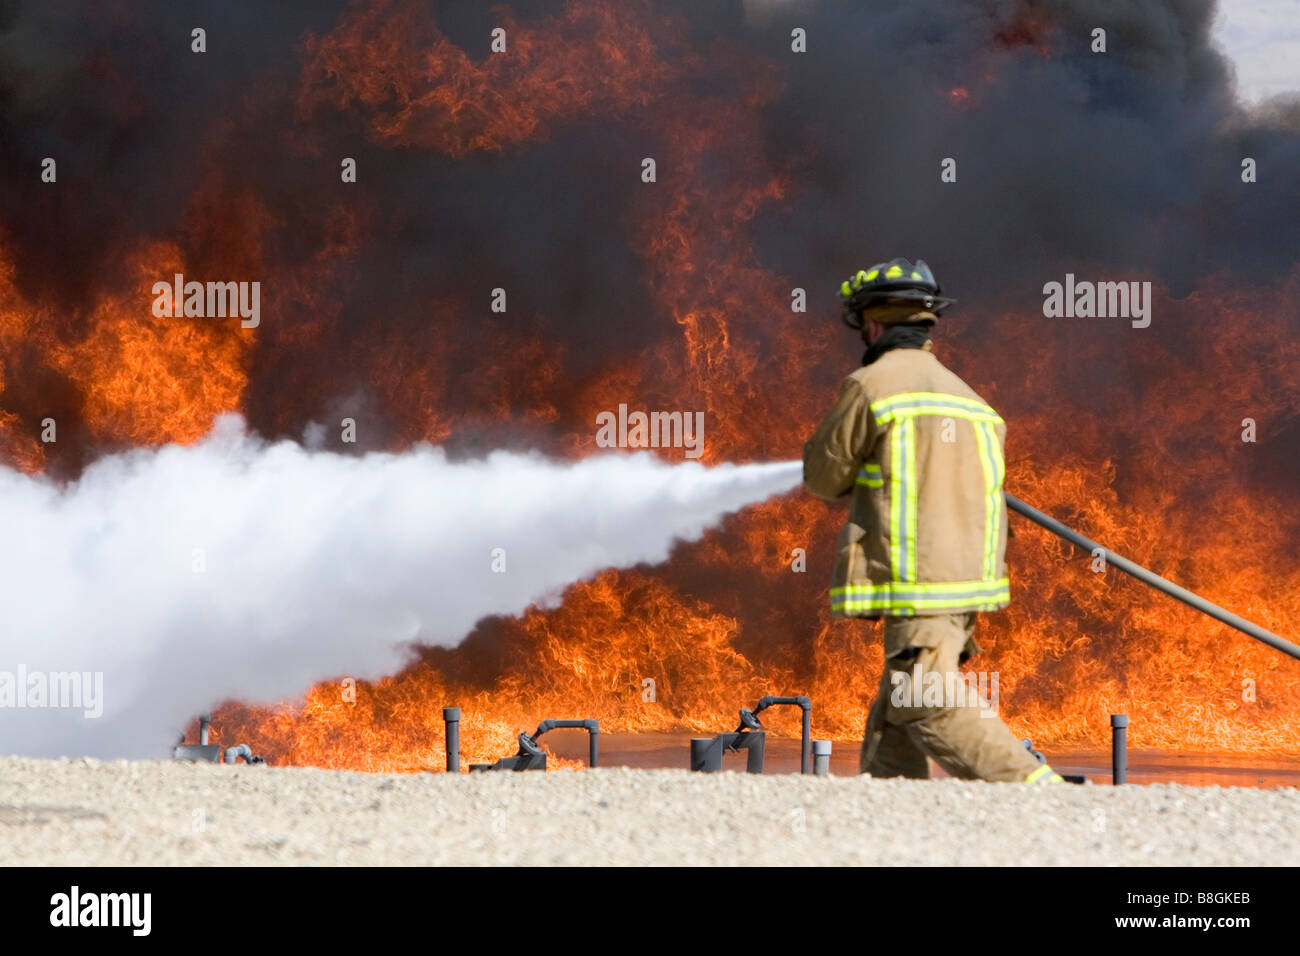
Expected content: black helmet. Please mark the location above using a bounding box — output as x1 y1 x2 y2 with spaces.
839 257 956 329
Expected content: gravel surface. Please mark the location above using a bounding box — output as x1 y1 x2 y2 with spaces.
1 756 1296 866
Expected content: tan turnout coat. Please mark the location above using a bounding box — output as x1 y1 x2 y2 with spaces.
803 345 1010 618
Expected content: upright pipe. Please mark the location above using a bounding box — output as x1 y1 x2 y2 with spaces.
744 733 766 774
812 740 832 776
199 714 210 746
1005 494 1300 661
443 707 460 773
801 707 812 775
690 737 714 772
753 696 814 774
1111 714 1128 785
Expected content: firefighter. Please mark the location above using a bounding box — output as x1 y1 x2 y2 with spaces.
803 258 1063 784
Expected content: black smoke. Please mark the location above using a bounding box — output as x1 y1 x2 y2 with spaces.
0 0 1296 472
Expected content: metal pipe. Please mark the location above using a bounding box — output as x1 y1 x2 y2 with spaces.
690 737 715 772
199 714 210 746
802 709 812 774
690 732 764 772
225 744 252 764
1005 493 1300 661
1111 714 1128 785
753 696 813 773
443 707 460 773
532 718 600 768
812 740 832 776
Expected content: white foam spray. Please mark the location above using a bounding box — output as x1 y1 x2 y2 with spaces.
0 415 801 758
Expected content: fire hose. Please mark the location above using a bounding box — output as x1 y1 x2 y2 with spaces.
1006 493 1300 662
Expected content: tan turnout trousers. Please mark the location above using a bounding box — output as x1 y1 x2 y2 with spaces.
860 613 1041 782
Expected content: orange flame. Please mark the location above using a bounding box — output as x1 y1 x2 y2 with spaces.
2 0 1297 770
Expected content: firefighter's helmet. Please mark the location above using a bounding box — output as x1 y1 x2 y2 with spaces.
839 257 956 329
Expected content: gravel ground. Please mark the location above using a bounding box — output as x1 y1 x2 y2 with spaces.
1 756 1296 866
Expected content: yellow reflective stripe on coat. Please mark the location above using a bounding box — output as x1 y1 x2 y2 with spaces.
829 578 1010 614
871 392 1003 428
974 420 1003 582
1025 764 1065 784
909 418 920 582
855 463 883 488
888 417 918 583
890 417 905 580
903 417 918 582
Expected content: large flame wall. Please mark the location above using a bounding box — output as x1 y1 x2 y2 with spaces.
2 1 1298 768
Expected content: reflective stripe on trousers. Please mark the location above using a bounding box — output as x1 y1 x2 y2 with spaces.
1025 764 1065 784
